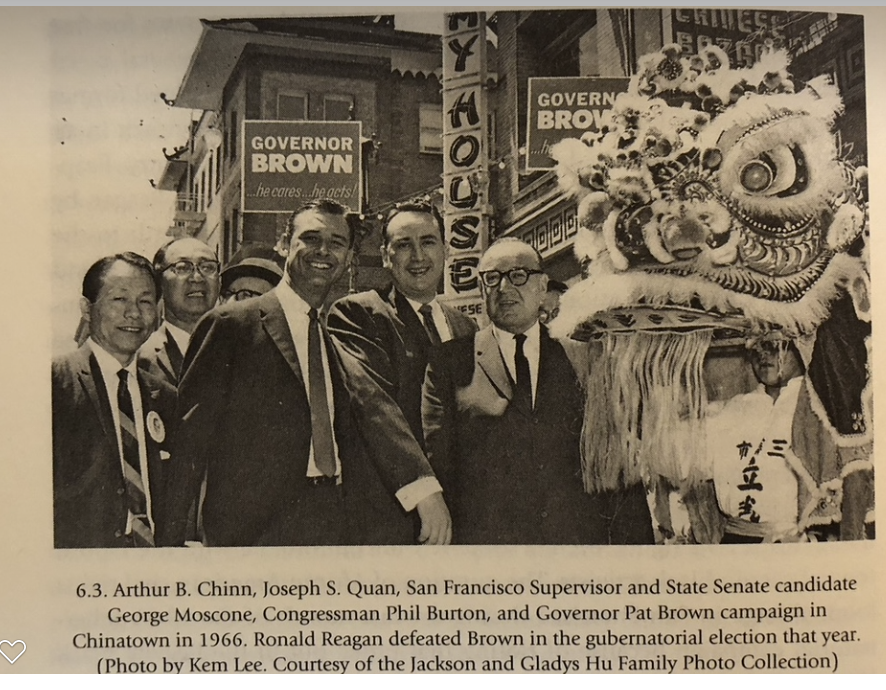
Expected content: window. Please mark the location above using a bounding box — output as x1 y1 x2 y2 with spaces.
214 147 221 193
324 94 354 121
419 103 443 154
228 110 238 162
207 153 214 204
278 91 308 120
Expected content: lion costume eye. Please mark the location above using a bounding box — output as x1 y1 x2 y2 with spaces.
737 145 807 197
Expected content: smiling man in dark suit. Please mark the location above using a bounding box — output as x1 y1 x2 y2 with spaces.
327 200 477 443
168 199 451 547
52 253 177 548
422 238 654 545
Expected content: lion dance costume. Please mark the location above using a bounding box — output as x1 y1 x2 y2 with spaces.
549 44 872 543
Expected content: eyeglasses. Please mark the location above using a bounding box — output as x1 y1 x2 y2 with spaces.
479 268 544 288
163 260 220 278
222 288 263 302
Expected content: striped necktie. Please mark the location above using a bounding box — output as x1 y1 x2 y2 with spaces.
116 369 154 547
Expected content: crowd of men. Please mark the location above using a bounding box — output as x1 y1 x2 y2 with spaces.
52 198 655 548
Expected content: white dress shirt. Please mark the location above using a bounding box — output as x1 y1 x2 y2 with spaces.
493 321 541 406
274 282 343 479
274 281 441 511
87 338 154 534
163 320 191 356
404 296 453 342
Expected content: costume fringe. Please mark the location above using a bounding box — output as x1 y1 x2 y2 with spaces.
550 253 866 341
581 329 711 492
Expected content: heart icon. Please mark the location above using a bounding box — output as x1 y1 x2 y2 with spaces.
0 640 26 664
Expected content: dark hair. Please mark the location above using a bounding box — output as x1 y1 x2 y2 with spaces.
152 237 218 271
82 252 159 303
283 199 363 249
381 200 445 247
547 279 568 294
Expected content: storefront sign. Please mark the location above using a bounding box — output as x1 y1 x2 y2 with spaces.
671 8 782 67
442 12 489 316
526 77 629 170
241 120 362 213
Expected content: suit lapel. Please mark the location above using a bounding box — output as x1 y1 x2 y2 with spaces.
442 303 476 340
259 292 306 389
163 329 184 382
79 349 118 452
136 367 172 505
535 327 558 412
475 326 512 401
390 287 431 352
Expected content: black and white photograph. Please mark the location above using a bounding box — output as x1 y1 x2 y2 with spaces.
45 7 873 549
1 4 884 676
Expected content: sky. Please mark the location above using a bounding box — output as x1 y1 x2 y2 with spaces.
32 8 444 356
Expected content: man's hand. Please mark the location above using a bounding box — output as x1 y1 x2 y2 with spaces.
416 492 452 545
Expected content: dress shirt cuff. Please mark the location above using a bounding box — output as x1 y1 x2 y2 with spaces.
395 476 443 512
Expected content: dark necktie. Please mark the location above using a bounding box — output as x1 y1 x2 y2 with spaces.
165 330 184 379
116 370 154 547
418 303 442 346
308 308 336 477
514 333 532 410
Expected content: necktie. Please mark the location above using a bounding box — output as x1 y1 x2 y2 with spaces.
116 370 154 547
308 308 336 477
165 330 184 379
514 333 532 410
418 303 442 346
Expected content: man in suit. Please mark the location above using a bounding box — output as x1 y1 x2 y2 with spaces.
327 200 477 443
168 199 451 547
422 238 654 545
52 253 178 548
140 238 221 386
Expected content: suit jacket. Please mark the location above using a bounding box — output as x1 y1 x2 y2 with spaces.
139 325 185 386
52 345 178 548
327 286 478 442
423 325 654 545
167 289 439 547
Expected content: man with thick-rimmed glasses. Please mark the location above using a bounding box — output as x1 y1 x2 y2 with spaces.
422 238 653 545
140 238 221 386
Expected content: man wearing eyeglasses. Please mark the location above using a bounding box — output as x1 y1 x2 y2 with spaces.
140 238 221 386
220 245 284 304
422 238 653 545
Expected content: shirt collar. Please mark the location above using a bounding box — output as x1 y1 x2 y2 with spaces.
275 278 314 320
163 321 191 352
87 337 138 379
403 294 437 315
492 320 540 347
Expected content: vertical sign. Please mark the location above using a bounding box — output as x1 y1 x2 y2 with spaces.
442 12 489 320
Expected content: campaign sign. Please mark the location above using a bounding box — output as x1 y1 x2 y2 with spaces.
242 120 362 213
526 77 629 170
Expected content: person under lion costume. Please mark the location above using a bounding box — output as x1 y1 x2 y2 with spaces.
549 43 872 544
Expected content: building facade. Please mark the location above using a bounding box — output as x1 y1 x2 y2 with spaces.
157 15 446 297
486 8 867 286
